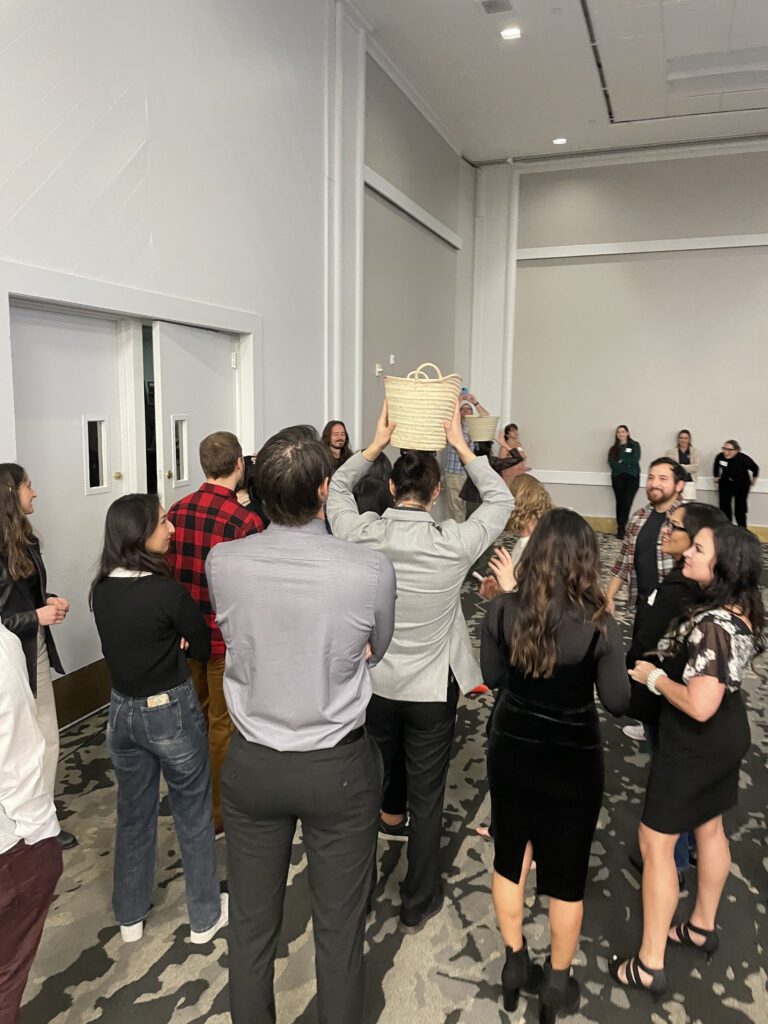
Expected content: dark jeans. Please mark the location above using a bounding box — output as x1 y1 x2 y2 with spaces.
366 678 460 916
612 474 640 535
107 680 220 932
718 482 749 527
222 730 382 1024
0 837 62 1024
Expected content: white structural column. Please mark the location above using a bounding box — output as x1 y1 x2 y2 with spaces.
469 162 519 422
324 1 369 440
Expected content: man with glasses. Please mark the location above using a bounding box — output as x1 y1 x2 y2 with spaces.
714 440 759 528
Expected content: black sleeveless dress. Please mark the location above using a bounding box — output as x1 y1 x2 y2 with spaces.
482 601 629 902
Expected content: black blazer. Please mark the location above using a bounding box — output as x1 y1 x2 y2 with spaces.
0 539 64 694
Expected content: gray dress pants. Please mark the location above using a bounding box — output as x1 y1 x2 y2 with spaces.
222 730 382 1024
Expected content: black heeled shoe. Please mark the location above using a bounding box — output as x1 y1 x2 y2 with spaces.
500 939 542 1012
669 920 719 963
537 961 580 1024
609 954 667 1002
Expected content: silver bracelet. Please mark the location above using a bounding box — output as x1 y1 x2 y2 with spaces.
646 668 666 696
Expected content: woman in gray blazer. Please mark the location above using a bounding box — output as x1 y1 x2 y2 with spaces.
327 400 513 934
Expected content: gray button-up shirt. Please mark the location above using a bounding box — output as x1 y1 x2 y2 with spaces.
206 518 396 752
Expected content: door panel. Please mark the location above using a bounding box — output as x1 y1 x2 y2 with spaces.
10 304 126 674
152 321 238 508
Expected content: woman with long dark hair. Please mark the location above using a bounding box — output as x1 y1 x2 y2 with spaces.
91 493 226 945
608 425 641 539
611 523 764 1002
481 509 629 1021
0 463 74 849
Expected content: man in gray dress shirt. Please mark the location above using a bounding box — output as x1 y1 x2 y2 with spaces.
206 430 396 1024
328 401 513 933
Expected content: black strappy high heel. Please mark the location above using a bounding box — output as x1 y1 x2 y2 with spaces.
609 954 667 1002
500 939 543 1012
669 920 719 963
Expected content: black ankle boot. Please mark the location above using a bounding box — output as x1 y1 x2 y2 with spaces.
538 961 580 1024
501 939 542 1012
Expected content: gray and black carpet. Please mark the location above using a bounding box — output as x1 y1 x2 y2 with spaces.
22 533 768 1023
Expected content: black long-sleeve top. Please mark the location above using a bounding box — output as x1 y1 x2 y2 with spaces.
713 451 759 488
480 596 630 717
92 573 210 698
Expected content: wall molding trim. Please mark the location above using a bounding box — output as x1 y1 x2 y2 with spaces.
364 166 463 250
532 469 767 495
365 37 463 157
518 234 768 261
514 136 768 174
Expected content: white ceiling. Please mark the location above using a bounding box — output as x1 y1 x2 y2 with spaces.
353 0 768 161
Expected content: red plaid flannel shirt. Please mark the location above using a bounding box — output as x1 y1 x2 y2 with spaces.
167 483 264 656
611 499 682 608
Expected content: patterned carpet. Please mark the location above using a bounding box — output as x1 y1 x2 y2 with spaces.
22 533 768 1024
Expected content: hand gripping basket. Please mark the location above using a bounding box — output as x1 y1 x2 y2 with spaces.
384 362 462 451
466 410 499 442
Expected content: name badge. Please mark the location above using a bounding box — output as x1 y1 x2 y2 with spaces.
625 447 632 453
719 461 728 468
147 693 170 708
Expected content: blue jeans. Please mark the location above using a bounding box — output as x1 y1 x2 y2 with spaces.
107 679 220 932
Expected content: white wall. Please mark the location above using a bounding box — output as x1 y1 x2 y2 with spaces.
472 150 768 526
0 0 332 447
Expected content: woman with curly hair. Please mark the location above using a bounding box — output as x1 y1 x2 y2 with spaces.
480 475 553 599
481 510 629 1021
610 523 764 1002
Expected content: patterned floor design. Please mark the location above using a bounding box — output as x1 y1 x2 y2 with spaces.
22 533 768 1024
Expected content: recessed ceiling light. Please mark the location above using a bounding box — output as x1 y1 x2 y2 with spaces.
552 137 568 145
500 26 522 40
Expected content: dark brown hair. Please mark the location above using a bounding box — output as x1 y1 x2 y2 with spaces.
608 425 632 463
504 508 609 678
90 493 170 605
255 437 335 526
199 431 242 479
321 421 352 465
0 463 36 579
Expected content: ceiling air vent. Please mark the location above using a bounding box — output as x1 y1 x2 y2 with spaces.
478 0 515 14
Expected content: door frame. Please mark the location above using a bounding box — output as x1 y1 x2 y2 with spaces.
0 261 263 467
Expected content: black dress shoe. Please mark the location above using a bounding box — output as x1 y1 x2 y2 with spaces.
57 830 78 850
398 890 444 934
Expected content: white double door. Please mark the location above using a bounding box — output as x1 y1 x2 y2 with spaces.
10 305 239 676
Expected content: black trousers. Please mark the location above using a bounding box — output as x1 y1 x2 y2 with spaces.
380 733 408 815
222 731 382 1024
612 474 640 535
718 481 749 527
366 678 460 916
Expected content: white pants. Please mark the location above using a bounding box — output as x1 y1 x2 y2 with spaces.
35 630 60 798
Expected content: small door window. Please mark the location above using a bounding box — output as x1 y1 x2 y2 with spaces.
172 415 189 487
82 417 110 495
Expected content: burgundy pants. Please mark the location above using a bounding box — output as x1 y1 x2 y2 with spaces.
0 837 62 1024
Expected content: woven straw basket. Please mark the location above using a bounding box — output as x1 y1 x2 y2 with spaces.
384 362 462 451
467 412 499 442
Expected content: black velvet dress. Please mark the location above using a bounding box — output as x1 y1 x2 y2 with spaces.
481 597 629 902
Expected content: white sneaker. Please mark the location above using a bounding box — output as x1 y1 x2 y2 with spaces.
120 921 144 943
190 893 229 944
622 724 647 741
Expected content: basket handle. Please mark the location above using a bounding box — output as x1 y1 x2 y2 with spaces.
406 362 444 381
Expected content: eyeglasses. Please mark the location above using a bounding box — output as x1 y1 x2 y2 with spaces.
721 447 735 452
664 518 688 534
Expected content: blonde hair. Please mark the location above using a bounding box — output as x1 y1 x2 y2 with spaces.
506 475 553 535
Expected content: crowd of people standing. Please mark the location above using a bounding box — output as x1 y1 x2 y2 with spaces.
0 403 764 1024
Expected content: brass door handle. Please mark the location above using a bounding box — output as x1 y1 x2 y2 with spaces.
113 471 123 480
166 470 173 479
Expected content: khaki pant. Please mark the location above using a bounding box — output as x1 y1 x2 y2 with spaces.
443 472 466 523
189 656 231 832
35 631 60 799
